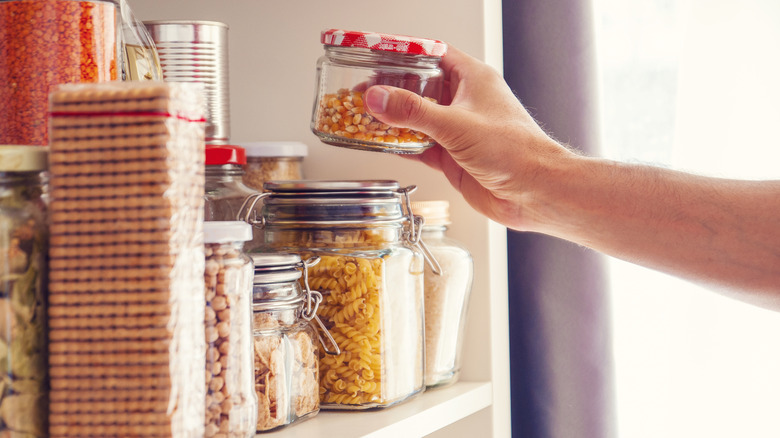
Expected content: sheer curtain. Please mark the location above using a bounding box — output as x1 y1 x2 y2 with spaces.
503 1 615 437
593 0 780 437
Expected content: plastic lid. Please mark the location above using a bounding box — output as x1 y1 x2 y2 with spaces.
410 200 451 226
204 221 253 243
0 145 48 172
205 145 246 165
238 141 308 158
321 29 448 57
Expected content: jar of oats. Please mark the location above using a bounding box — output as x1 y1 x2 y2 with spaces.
311 29 446 154
410 200 474 388
255 180 428 409
251 253 325 431
203 221 257 438
239 142 307 192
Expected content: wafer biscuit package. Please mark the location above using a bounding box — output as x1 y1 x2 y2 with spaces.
46 81 206 437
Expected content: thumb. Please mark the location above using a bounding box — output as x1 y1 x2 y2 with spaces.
363 85 448 140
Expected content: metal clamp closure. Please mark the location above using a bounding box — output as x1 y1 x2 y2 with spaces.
238 192 269 228
300 256 340 355
398 185 442 275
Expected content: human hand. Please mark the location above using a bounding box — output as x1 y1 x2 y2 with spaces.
363 46 576 231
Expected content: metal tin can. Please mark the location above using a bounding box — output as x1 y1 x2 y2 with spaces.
311 29 446 154
144 20 230 145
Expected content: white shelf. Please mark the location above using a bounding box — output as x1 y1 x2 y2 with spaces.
129 1 510 436
260 381 492 438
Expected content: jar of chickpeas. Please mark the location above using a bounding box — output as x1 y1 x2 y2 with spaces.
251 253 329 431
203 221 257 438
252 180 429 409
311 29 447 154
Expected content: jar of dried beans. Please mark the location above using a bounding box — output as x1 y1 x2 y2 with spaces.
251 253 329 431
239 142 307 192
0 0 119 146
410 200 473 388
250 180 430 409
311 29 446 154
204 221 257 438
0 146 48 437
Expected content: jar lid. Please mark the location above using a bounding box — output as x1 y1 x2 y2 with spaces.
260 180 412 227
0 145 48 172
321 29 448 57
238 141 308 158
410 200 451 226
204 221 253 243
264 179 399 195
206 145 246 165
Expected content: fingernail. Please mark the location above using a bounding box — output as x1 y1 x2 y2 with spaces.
365 86 390 114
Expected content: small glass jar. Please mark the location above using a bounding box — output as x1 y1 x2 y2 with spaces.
311 29 447 154
239 142 307 192
251 253 326 431
252 180 430 409
205 145 260 221
203 221 257 438
410 201 474 388
0 145 48 437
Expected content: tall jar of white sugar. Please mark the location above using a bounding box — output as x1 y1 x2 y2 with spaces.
410 200 474 388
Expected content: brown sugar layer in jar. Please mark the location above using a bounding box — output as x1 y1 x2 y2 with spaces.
313 89 436 153
0 0 118 146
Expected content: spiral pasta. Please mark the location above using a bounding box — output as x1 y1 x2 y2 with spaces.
267 227 423 408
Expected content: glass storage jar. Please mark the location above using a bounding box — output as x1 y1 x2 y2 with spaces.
0 145 48 437
203 221 257 438
205 145 260 221
251 253 329 431
239 142 307 192
410 201 474 388
248 180 430 409
0 0 119 146
311 29 447 154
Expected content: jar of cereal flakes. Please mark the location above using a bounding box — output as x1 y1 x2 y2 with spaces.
203 221 257 438
251 253 328 431
239 141 307 192
311 29 446 154
250 180 430 409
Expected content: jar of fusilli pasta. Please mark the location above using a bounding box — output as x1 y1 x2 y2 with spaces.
250 180 429 410
251 253 329 431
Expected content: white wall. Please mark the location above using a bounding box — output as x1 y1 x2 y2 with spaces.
129 1 510 436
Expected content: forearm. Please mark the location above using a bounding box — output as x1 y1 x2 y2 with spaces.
525 155 780 307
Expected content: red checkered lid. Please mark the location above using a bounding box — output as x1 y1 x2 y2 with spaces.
321 29 447 57
206 145 246 165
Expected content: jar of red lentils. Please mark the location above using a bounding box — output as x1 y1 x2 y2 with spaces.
0 0 119 146
311 29 447 154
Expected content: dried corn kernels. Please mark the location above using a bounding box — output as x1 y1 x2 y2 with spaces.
312 89 435 152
